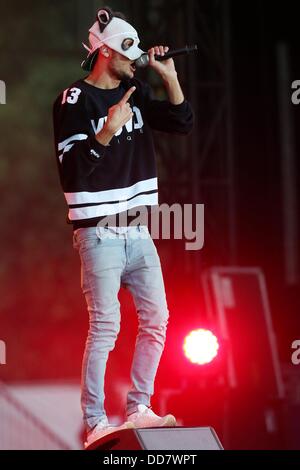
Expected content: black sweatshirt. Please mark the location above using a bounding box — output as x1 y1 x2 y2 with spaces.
52 77 194 230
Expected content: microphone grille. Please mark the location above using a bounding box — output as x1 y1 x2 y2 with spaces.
135 54 149 68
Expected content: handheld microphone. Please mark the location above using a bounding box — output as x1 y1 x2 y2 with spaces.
135 45 198 68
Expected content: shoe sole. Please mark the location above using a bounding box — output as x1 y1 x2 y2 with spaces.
124 421 135 429
84 421 135 449
127 414 177 429
159 414 177 427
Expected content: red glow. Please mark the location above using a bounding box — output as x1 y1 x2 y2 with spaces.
183 329 219 365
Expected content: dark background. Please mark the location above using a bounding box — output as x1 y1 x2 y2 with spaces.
0 0 299 449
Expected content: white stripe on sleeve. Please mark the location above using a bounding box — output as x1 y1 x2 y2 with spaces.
58 133 88 152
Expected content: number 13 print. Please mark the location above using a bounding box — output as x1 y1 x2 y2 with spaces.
61 87 82 105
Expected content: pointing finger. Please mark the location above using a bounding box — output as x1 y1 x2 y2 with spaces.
119 86 136 105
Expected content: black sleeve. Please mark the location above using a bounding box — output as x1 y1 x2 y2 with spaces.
52 86 107 187
139 81 194 135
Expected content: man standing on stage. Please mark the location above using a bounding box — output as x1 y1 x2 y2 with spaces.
53 6 193 448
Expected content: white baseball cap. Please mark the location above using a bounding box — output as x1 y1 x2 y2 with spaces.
81 8 144 71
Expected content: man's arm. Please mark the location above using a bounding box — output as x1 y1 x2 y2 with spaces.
53 85 136 185
53 88 108 190
140 46 194 135
148 46 184 105
162 75 185 106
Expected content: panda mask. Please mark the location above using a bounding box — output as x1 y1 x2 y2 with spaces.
81 8 144 71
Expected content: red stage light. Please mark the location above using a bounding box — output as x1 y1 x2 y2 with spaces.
183 329 219 365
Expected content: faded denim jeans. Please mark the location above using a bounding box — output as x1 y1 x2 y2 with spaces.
72 225 169 431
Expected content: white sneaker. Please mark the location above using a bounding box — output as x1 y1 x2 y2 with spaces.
127 404 176 428
84 417 134 449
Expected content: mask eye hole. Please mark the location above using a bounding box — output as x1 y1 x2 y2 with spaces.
122 38 134 51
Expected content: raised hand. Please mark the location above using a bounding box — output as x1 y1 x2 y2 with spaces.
96 86 136 146
148 46 177 81
105 86 136 135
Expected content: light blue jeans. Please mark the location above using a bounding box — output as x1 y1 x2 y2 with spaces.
72 225 169 431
